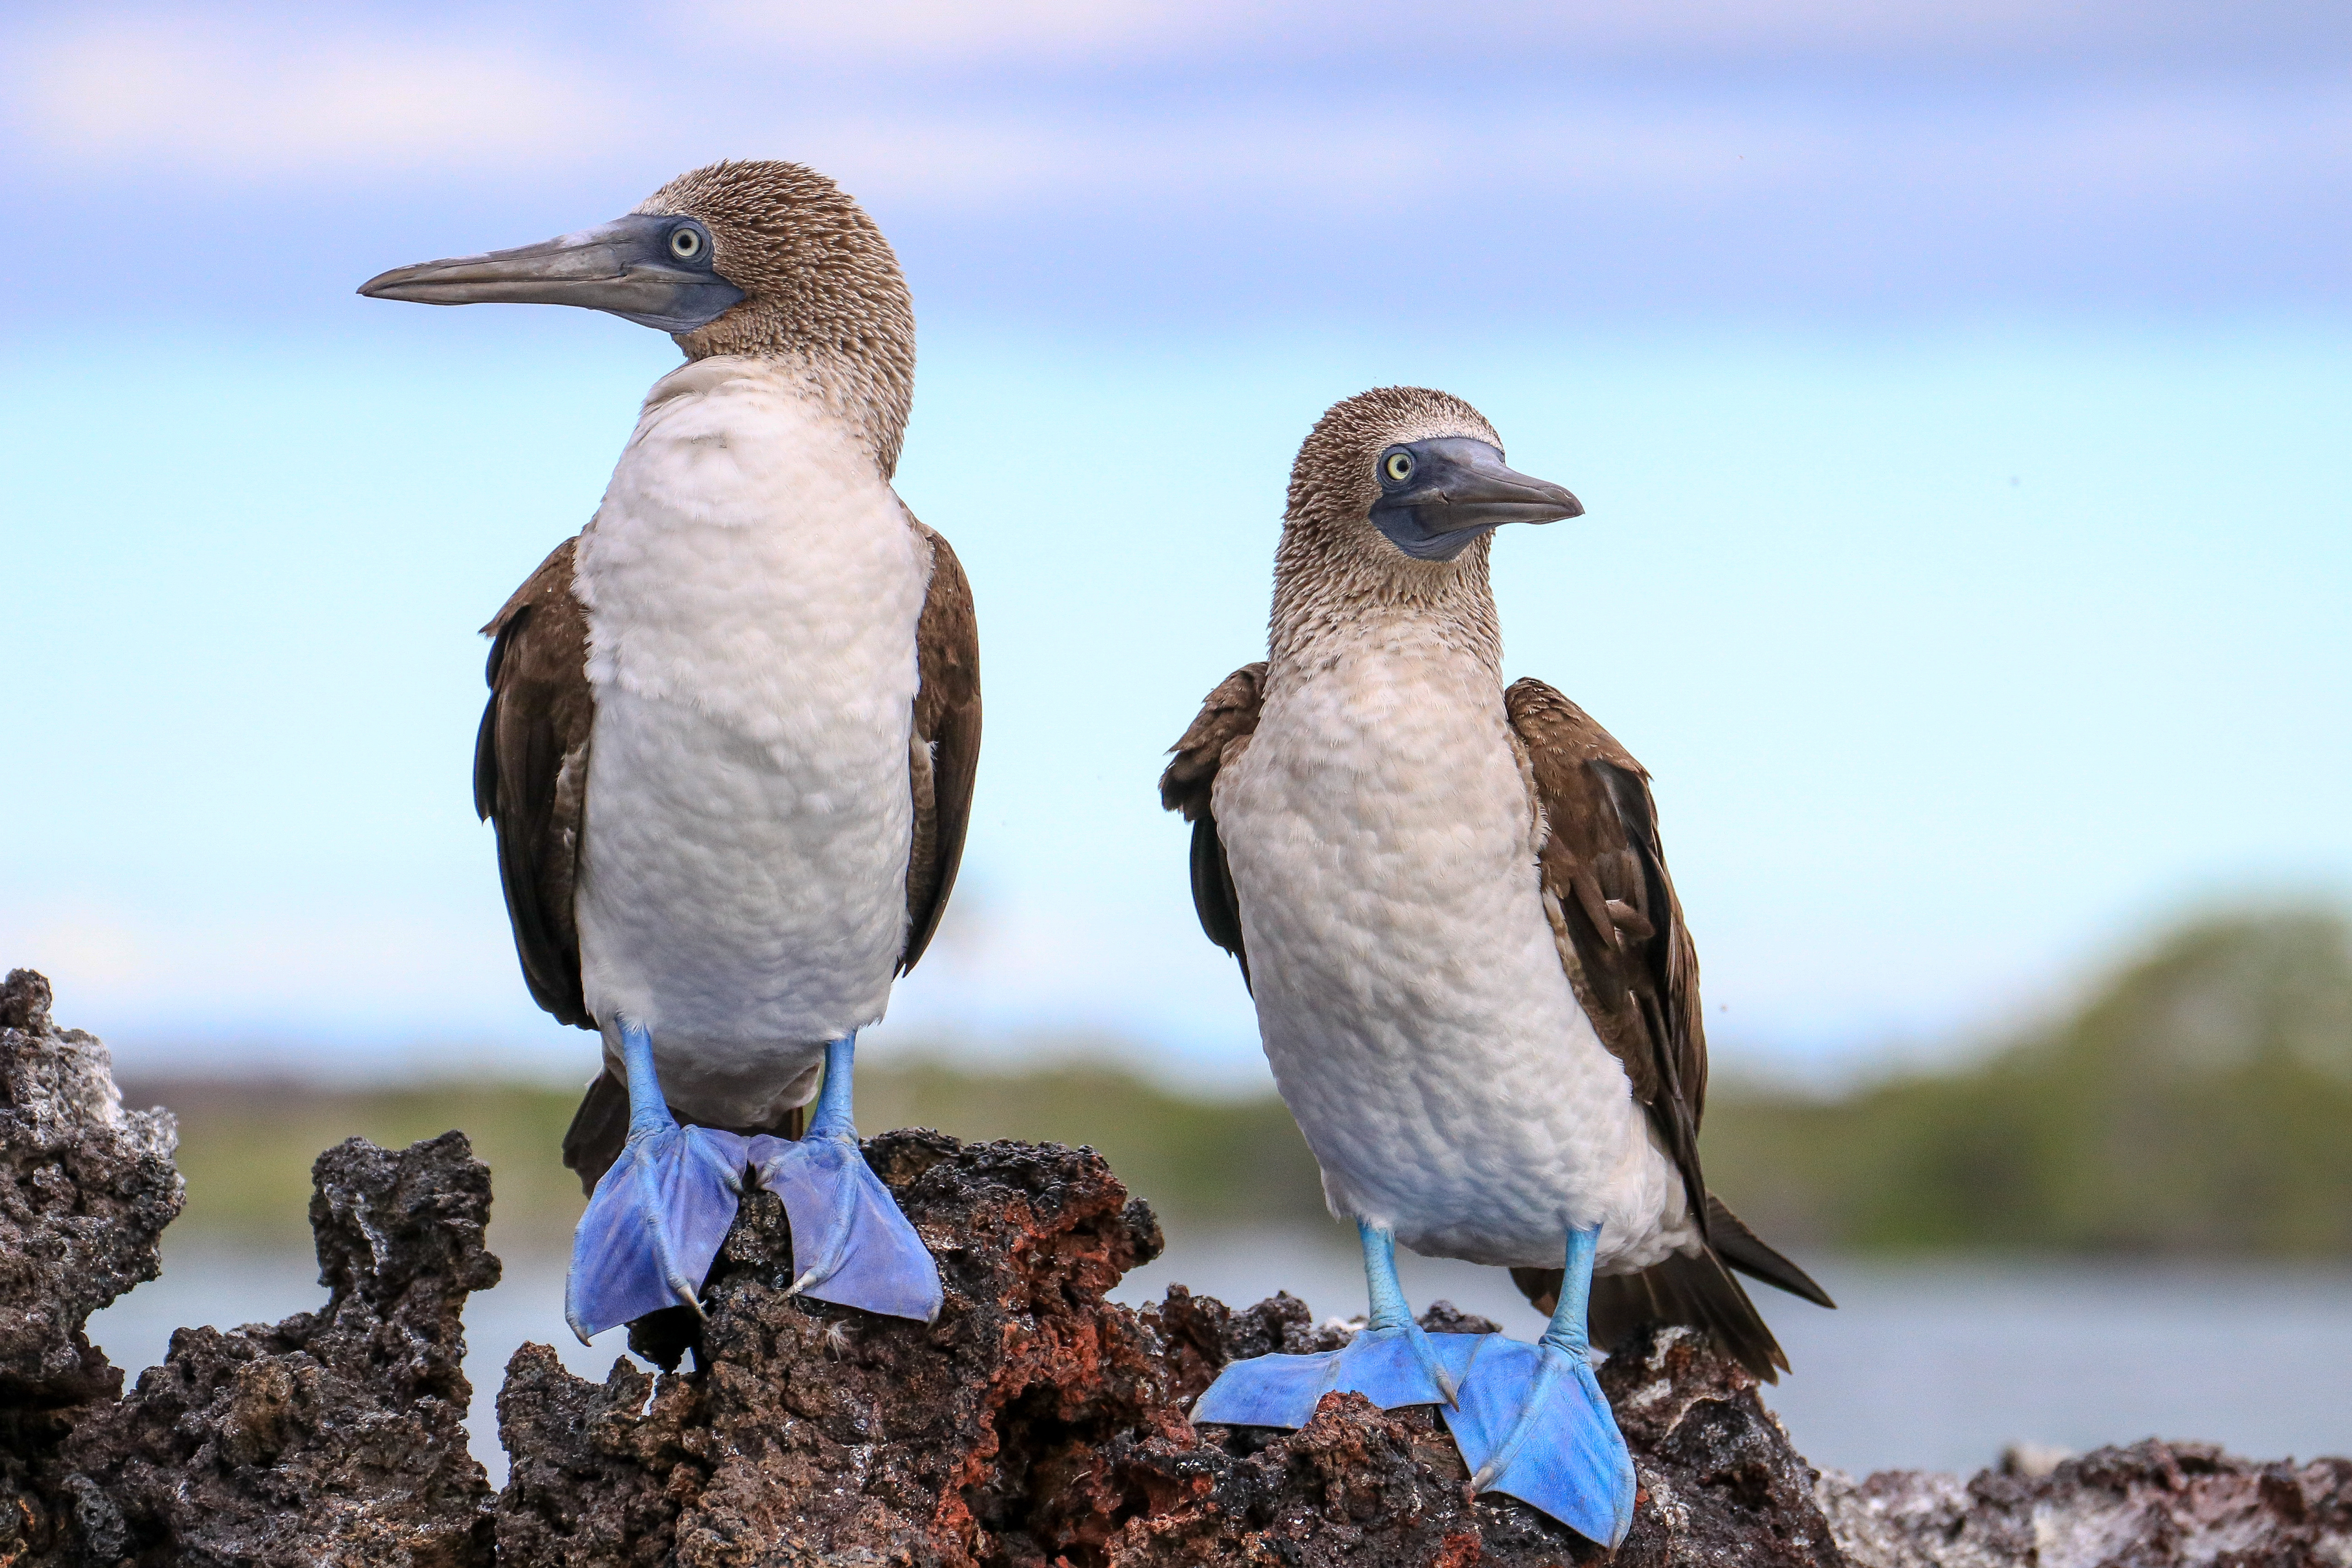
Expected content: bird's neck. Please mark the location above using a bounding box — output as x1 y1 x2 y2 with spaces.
1266 522 1504 682
632 355 898 502
672 339 912 479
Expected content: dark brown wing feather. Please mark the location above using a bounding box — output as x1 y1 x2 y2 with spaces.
478 539 595 1030
1506 678 1708 1220
476 542 616 1193
900 520 981 974
1701 1194 1833 1308
1159 663 1268 986
1505 678 1831 1379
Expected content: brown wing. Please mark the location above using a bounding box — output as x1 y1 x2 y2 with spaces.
1506 678 1831 1379
476 539 594 1030
1159 662 1267 984
1507 677 1709 1220
899 520 981 973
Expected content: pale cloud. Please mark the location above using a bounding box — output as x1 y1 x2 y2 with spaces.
8 4 2338 205
13 17 624 177
762 82 2347 217
688 0 1227 59
0 899 524 1028
740 104 1771 213
687 0 2332 66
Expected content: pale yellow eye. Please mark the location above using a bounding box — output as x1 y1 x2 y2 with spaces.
1384 451 1414 483
669 226 705 261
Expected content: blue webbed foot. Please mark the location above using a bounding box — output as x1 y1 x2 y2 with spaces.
745 1032 943 1323
1440 1225 1636 1547
565 1119 750 1342
1444 1336 1635 1546
1192 1321 1476 1427
748 1130 942 1321
566 1016 751 1342
1191 1218 1470 1428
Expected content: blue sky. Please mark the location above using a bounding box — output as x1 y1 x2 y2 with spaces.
2 2 2347 1088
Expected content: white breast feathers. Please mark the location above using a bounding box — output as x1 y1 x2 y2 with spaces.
1216 626 1696 1274
571 356 930 1128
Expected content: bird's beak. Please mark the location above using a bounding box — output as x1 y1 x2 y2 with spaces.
1368 438 1584 562
357 214 745 334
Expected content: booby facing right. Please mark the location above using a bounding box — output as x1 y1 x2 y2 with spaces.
1162 387 1831 1543
359 161 979 1341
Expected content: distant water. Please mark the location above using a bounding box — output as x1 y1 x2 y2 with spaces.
1117 1228 2352 1476
87 1229 2352 1486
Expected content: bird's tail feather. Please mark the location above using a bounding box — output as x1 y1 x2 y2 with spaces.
1705 1195 1836 1309
1590 1251 1788 1383
562 1070 631 1195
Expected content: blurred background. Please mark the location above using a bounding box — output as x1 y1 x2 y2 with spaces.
3 0 2347 1485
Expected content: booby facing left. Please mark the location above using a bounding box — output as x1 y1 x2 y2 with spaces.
360 161 979 1340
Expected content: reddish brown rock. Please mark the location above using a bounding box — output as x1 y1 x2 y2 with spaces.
493 1130 1181 1567
488 1129 1846 1568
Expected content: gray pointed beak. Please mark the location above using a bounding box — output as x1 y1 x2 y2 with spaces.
358 214 745 334
1368 438 1584 562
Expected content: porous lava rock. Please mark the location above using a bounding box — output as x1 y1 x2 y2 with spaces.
54 1132 503 1566
1822 1441 2352 1568
0 968 182 1410
493 1130 1181 1567
0 967 183 1565
1113 1298 1846 1568
489 1129 1846 1568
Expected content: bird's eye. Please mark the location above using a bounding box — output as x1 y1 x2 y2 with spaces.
1384 450 1414 483
669 226 705 261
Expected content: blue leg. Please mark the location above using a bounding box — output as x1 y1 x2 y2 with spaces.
1191 1219 1478 1427
1441 1225 1637 1547
566 1018 751 1343
745 1033 942 1323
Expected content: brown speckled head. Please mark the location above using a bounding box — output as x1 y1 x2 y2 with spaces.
1286 386 1504 535
1270 387 1529 665
360 158 918 472
638 161 916 475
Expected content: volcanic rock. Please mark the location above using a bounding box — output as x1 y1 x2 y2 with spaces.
1822 1440 2352 1568
486 1127 1846 1568
6 966 2350 1568
0 967 182 1410
55 1132 502 1566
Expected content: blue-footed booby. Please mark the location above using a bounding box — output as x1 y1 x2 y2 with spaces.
360 161 978 1341
1161 387 1831 1543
